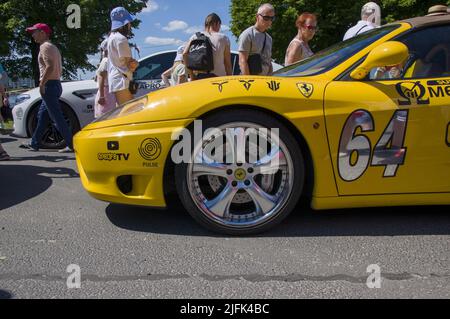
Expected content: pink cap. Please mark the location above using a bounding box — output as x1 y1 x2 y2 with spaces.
26 23 52 36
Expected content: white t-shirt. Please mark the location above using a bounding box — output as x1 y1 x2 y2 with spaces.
343 21 376 41
189 31 230 77
107 32 133 93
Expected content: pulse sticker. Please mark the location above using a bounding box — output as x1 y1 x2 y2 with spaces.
139 138 162 161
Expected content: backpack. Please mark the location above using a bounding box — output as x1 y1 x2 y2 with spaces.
187 32 214 72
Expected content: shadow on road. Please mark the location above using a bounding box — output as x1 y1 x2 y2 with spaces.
106 200 450 237
0 165 79 210
0 289 13 299
6 155 76 163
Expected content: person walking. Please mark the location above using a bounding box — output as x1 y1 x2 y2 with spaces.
183 13 232 80
107 7 139 106
94 38 117 118
284 12 317 66
21 23 74 153
238 3 275 76
343 2 381 41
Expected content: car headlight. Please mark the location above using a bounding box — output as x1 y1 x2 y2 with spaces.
94 96 148 122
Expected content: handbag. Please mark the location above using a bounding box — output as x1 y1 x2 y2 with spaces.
121 72 139 95
247 28 267 75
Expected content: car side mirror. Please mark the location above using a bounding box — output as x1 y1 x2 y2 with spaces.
350 41 409 80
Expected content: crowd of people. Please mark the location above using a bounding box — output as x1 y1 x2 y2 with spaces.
0 3 449 161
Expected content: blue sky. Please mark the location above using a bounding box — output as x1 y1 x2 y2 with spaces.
135 0 238 57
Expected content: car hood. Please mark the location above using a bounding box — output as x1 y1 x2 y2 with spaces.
83 75 323 130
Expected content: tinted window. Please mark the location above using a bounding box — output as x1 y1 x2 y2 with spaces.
399 25 450 79
274 25 400 77
134 52 176 80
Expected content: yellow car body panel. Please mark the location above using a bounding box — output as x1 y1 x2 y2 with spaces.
74 21 450 211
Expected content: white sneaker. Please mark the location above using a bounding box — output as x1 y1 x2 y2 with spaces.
58 146 74 153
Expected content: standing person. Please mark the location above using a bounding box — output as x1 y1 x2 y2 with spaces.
284 13 317 66
238 3 275 76
21 23 73 153
107 7 139 106
343 2 381 41
94 39 117 118
183 13 232 80
162 45 189 87
0 62 8 130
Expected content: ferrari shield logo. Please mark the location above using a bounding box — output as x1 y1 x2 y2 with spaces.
297 82 314 98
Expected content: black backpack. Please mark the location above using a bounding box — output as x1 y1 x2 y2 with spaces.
187 32 214 72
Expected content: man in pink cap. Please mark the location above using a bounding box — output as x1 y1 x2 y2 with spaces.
21 23 73 153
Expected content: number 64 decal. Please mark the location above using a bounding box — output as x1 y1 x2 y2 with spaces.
338 109 409 182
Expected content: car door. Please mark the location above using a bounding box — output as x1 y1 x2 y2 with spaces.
324 24 450 196
134 51 176 98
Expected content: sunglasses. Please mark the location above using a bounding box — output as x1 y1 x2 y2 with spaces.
259 14 276 22
304 24 318 31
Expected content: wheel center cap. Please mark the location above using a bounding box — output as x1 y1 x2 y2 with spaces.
234 168 246 181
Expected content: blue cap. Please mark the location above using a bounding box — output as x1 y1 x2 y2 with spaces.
111 7 136 31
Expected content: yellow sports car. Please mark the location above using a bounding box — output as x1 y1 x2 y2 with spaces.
74 15 450 235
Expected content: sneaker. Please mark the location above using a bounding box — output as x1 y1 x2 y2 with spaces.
58 146 74 153
20 142 39 152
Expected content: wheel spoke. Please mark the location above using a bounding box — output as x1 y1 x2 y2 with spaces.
246 182 277 215
193 162 229 178
254 147 287 175
205 183 238 218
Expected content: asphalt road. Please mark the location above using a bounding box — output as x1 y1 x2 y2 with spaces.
0 135 449 299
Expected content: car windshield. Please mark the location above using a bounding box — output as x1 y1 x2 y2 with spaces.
274 24 401 77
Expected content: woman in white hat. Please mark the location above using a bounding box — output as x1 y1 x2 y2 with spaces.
94 38 117 118
107 7 139 106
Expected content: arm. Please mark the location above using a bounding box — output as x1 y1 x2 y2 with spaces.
97 71 107 104
239 51 250 75
224 40 232 76
161 67 173 87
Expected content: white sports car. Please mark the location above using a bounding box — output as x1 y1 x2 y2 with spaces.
12 50 282 148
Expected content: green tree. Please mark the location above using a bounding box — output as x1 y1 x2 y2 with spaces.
0 0 147 85
230 0 450 64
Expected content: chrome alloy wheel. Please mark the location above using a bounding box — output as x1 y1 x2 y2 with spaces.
187 123 295 229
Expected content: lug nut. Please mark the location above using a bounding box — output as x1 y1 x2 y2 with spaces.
248 168 254 174
232 181 238 187
244 180 251 186
227 169 233 175
236 163 243 167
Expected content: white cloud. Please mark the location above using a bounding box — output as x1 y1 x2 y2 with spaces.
162 20 189 32
184 25 203 34
221 24 230 32
145 36 183 46
142 0 159 13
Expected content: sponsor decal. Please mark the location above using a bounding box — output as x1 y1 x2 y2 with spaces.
427 79 450 98
83 105 94 114
107 141 119 151
138 81 162 91
297 82 314 98
239 80 255 91
139 138 162 161
97 153 130 161
267 80 280 92
212 81 228 93
396 81 430 106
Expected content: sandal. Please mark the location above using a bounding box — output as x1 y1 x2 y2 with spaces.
0 151 10 161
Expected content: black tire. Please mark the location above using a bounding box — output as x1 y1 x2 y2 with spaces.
175 109 305 235
27 101 80 149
